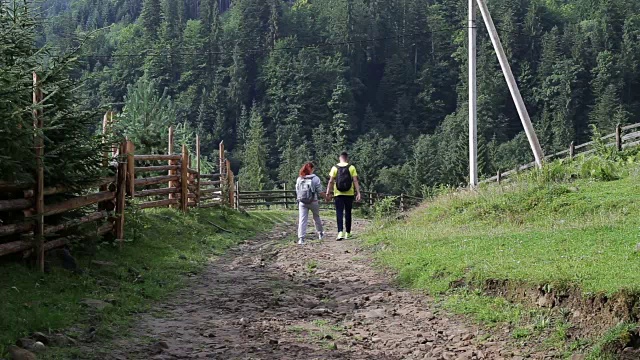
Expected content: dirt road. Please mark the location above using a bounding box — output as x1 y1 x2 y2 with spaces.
87 216 556 360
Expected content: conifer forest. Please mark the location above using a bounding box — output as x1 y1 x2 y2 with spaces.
3 0 640 195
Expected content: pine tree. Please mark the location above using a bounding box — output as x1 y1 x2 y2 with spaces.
312 124 337 178
238 104 270 190
1 0 106 186
328 77 354 149
351 132 395 192
236 105 250 152
590 51 622 132
361 104 381 133
1 1 38 182
115 76 176 155
267 0 281 48
621 16 640 118
409 134 440 194
228 44 249 117
200 0 222 80
139 0 162 41
277 139 310 188
107 24 146 103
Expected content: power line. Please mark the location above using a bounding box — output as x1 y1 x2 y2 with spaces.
72 29 454 61
44 21 541 62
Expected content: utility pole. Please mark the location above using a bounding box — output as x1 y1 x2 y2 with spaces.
475 0 545 168
468 0 478 187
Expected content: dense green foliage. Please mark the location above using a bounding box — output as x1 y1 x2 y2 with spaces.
36 0 640 192
1 0 106 186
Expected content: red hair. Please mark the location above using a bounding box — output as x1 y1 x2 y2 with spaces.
299 162 314 177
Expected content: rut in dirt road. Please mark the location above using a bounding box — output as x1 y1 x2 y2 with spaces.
98 216 558 360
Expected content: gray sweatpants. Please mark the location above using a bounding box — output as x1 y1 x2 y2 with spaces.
298 201 323 239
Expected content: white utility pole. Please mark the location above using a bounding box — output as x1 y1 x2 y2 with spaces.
468 0 478 187
475 0 545 168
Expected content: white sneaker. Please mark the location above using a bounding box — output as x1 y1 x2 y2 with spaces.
318 231 324 240
337 231 345 241
298 238 305 245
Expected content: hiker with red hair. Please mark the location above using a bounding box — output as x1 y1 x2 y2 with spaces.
295 162 325 245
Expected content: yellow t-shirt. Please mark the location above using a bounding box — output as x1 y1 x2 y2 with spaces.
329 163 358 196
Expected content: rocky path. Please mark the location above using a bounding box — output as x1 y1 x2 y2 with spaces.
84 216 556 360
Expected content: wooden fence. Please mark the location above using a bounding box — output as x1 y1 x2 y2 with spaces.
0 135 234 269
485 123 640 183
0 177 118 259
234 189 421 211
0 74 235 270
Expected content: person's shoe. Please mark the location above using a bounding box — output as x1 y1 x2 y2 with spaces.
336 231 345 241
345 232 350 240
318 231 324 240
298 238 305 245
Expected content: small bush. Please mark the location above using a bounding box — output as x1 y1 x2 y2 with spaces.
373 196 399 220
577 156 621 181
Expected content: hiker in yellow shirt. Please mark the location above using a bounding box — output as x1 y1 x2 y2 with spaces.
326 152 361 240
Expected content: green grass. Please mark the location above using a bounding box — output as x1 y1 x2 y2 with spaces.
0 207 287 357
587 323 639 359
442 290 526 327
366 166 640 295
440 289 568 349
306 260 318 273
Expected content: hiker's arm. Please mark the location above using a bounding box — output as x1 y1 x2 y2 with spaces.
314 177 324 199
326 176 335 201
353 176 362 202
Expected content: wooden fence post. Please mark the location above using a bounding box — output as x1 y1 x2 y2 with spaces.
219 141 226 204
569 141 575 159
196 134 201 207
115 141 128 247
219 141 225 178
225 159 233 206
99 111 113 213
616 124 622 151
228 168 235 206
110 112 115 156
235 180 240 209
126 140 135 197
101 112 111 167
400 194 405 212
168 126 175 207
33 72 45 272
181 145 189 212
283 183 288 209
497 170 502 184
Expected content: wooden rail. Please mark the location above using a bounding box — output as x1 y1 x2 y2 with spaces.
485 123 640 183
135 165 179 173
134 154 181 161
234 189 420 211
134 175 180 187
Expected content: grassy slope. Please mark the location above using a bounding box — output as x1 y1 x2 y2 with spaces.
364 156 640 356
366 166 640 295
0 207 288 356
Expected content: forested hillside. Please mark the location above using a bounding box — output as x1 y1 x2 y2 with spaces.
36 0 640 194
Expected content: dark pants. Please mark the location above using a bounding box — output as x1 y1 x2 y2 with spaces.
335 195 354 233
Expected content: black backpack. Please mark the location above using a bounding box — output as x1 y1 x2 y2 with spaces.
335 164 353 192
